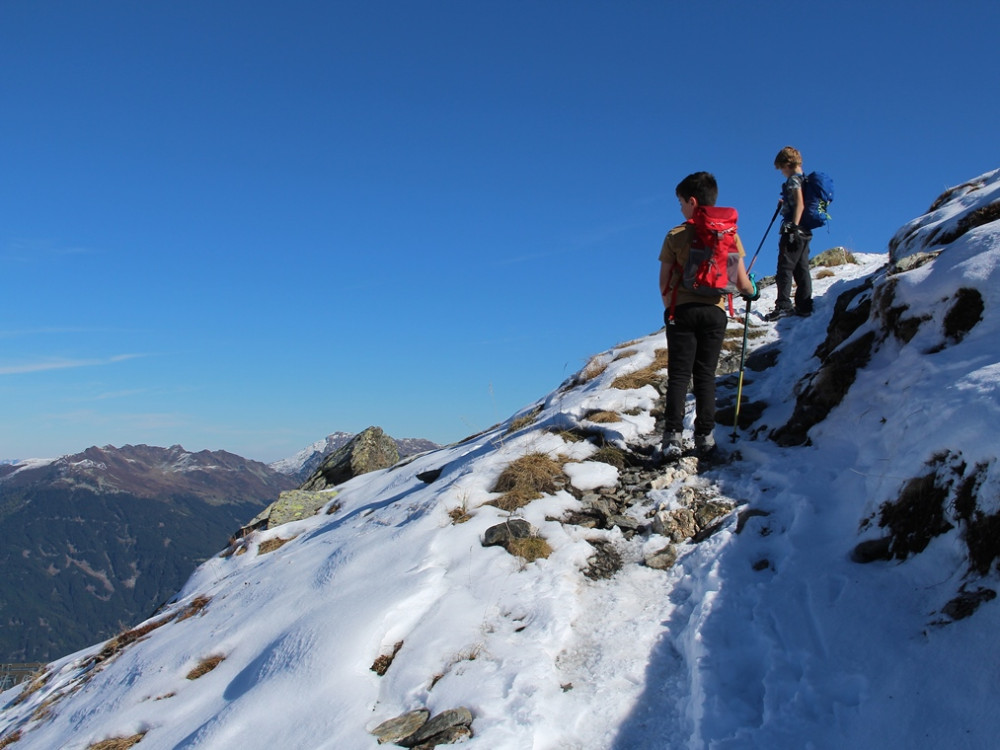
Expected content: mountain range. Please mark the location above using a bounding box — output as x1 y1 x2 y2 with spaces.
0 435 438 663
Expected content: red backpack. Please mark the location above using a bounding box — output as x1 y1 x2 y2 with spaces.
669 205 741 319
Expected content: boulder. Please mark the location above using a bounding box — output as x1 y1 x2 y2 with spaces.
371 709 429 745
301 426 399 490
237 489 336 537
483 519 535 548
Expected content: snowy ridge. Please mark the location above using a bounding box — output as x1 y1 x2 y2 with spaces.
3 171 1000 749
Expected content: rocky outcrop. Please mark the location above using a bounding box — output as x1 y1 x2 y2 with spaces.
370 706 474 747
236 489 337 537
300 426 400 490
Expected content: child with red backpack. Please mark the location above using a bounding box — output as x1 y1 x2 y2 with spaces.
658 171 758 460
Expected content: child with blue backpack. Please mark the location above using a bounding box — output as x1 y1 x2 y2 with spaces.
768 146 814 319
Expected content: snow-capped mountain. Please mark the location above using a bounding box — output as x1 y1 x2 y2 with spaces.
2 170 999 749
0 444 297 501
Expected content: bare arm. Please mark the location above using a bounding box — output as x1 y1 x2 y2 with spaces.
791 186 804 226
659 261 673 307
735 256 755 296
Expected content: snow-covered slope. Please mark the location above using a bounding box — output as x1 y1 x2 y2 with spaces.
3 171 999 749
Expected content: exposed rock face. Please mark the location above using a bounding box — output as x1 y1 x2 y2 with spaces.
300 426 400 490
237 489 337 537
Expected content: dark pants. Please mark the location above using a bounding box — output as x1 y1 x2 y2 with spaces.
663 303 728 436
776 228 813 313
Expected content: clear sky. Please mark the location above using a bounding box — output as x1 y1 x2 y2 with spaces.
1 0 998 462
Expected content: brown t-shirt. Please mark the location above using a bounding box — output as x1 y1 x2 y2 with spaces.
659 222 746 310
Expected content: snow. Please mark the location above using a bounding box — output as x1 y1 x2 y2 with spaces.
3 171 1000 749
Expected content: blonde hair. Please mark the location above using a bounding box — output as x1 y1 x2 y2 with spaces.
774 146 803 169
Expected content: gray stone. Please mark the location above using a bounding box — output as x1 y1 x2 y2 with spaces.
653 508 697 542
411 725 473 748
301 426 400 490
645 544 677 570
693 501 732 531
851 537 893 564
483 519 535 548
583 539 623 580
608 514 641 533
234 489 338 537
403 707 474 746
371 709 430 744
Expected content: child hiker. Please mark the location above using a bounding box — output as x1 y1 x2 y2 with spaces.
658 171 758 460
768 145 814 319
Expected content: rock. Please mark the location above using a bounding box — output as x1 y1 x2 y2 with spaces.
653 508 697 542
851 537 893 563
411 725 473 748
644 544 677 570
301 426 400 490
583 539 623 580
234 489 336 537
941 588 996 621
607 514 641 534
693 501 732 530
402 707 474 747
371 709 430 744
483 519 535 548
417 467 443 484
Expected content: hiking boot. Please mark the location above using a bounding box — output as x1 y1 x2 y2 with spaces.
765 307 794 322
694 432 716 454
794 307 813 317
660 432 685 461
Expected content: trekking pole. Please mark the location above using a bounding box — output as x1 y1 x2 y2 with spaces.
731 297 753 442
746 202 782 273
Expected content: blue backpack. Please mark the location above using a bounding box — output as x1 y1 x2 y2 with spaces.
801 171 834 230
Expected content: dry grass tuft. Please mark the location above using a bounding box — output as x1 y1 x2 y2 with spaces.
370 641 404 676
815 268 835 279
186 654 226 680
507 407 542 435
258 536 295 555
326 500 343 515
549 427 587 443
591 445 628 469
613 349 640 361
88 611 178 668
490 486 544 512
0 730 22 749
507 536 553 562
177 595 211 622
580 356 610 382
584 410 621 424
87 734 146 750
8 669 49 707
448 505 472 524
492 454 564 494
611 348 669 390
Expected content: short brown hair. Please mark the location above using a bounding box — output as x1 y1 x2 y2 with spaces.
774 146 803 169
675 172 718 207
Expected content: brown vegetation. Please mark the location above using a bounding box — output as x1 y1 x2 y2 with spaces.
186 654 226 680
258 536 296 555
611 349 668 390
87 734 146 750
507 536 553 562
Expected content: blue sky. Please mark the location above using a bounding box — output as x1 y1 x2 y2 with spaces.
1 1 998 462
